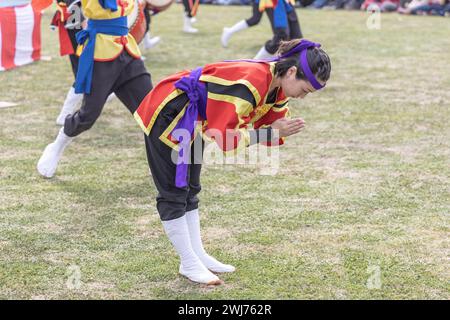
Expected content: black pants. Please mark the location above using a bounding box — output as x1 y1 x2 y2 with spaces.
265 8 303 54
144 8 151 33
182 0 194 17
246 0 264 26
144 93 204 221
68 28 80 83
64 51 152 137
69 54 79 81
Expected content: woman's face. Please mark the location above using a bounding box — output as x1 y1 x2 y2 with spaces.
280 66 325 99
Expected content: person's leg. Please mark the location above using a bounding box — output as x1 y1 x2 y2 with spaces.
185 136 235 273
143 9 161 50
64 63 117 137
429 3 445 15
246 0 264 27
221 1 261 47
445 3 450 16
112 57 153 114
144 109 222 285
254 8 287 59
287 6 303 39
56 29 83 125
37 55 122 178
263 27 288 57
410 4 431 14
182 0 193 18
182 0 198 33
56 85 83 126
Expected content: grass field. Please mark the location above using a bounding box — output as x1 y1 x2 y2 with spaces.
0 4 449 299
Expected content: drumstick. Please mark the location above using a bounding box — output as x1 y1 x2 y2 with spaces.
190 0 200 17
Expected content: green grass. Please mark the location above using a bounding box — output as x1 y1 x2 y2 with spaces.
0 5 449 299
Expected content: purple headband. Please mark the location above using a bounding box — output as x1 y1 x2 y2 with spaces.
272 39 325 91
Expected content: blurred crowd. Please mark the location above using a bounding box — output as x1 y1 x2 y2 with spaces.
302 0 450 16
201 0 450 17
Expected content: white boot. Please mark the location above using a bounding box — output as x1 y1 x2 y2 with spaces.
183 15 198 34
143 32 161 50
254 45 274 60
185 209 236 273
221 20 248 48
37 128 73 178
56 87 83 126
162 215 222 285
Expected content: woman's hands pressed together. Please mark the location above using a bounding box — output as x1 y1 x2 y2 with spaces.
271 117 305 139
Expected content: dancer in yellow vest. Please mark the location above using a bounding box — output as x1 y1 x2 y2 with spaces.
37 0 153 178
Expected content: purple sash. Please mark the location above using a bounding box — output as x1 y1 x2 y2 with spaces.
173 67 207 188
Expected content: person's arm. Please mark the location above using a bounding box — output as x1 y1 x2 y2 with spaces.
253 103 287 146
249 117 306 147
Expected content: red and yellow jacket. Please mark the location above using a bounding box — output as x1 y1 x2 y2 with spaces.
258 0 296 12
134 61 290 154
76 0 141 61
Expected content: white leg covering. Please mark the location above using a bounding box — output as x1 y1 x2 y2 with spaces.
185 209 236 273
143 32 161 50
37 128 73 178
106 93 116 103
183 15 198 34
254 45 274 60
221 20 248 48
162 215 222 285
56 87 83 126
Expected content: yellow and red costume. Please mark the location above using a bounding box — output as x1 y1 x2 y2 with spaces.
137 60 290 221
76 0 141 61
135 60 290 153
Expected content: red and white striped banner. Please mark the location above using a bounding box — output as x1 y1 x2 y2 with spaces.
0 3 42 71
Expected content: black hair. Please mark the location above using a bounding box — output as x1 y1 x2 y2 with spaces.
274 39 331 83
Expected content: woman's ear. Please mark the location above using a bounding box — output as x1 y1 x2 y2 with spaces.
288 66 297 78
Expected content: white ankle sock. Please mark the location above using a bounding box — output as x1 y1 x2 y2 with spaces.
185 209 235 273
254 46 274 60
37 128 73 178
56 87 83 125
162 215 222 285
221 20 248 48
